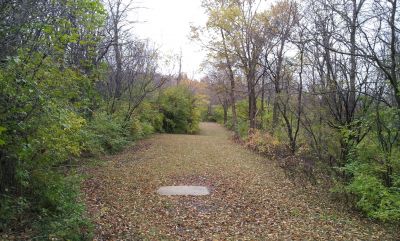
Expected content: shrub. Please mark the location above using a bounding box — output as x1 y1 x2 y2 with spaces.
136 101 164 133
30 171 93 240
129 118 156 140
0 0 105 238
0 98 93 238
211 104 234 127
0 195 27 231
210 99 251 137
237 120 249 138
158 86 200 134
342 138 400 222
211 105 225 123
245 129 287 156
83 112 129 155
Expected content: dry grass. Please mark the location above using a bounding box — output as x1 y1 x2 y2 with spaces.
82 123 399 240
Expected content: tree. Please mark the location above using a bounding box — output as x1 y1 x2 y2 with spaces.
0 0 106 236
205 64 232 124
262 0 299 133
100 0 165 121
192 0 241 134
202 0 268 130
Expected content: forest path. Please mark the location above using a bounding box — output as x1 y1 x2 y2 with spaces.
83 122 397 240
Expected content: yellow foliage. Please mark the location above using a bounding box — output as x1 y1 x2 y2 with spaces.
245 129 288 156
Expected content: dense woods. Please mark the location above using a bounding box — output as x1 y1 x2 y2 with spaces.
196 0 400 223
0 0 202 238
0 0 399 239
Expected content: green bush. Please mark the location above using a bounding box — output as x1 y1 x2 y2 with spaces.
0 195 27 231
81 100 166 155
339 108 400 223
31 171 93 240
83 112 129 155
342 138 400 222
237 119 249 138
348 173 400 221
158 86 201 134
136 101 164 133
130 118 155 140
0 0 106 238
211 99 250 137
0 71 93 237
213 105 226 124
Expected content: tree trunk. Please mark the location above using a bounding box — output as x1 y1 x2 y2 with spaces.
220 28 238 135
260 77 265 127
389 0 400 108
229 71 238 133
272 97 280 131
348 0 357 123
247 66 257 130
223 102 228 125
0 151 15 194
248 84 257 129
272 39 285 133
110 18 122 113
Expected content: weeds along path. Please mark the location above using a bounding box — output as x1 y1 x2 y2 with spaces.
83 123 398 240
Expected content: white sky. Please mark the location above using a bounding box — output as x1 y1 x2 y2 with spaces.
133 0 208 80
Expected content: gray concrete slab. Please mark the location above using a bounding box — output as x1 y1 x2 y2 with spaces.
157 186 210 196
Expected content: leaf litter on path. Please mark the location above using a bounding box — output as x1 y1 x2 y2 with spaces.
82 123 399 240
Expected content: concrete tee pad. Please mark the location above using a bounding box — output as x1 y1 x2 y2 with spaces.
157 186 210 196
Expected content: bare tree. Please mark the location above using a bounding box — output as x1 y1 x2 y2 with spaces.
192 0 242 134
223 0 266 130
103 0 135 113
100 0 165 122
205 64 232 124
262 0 299 133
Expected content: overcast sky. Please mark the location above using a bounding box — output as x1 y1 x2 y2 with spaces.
133 0 208 80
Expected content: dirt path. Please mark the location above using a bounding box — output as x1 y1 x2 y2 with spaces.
83 123 398 240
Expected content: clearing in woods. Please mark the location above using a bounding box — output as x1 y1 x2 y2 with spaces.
83 123 398 240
